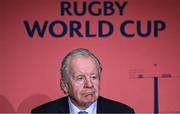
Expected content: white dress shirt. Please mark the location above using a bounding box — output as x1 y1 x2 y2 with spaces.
68 97 97 114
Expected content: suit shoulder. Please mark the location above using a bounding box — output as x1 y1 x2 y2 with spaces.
98 96 134 113
31 96 68 113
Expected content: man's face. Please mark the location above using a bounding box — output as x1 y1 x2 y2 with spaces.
65 56 100 108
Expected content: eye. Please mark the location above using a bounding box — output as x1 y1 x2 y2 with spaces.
77 77 84 81
91 75 98 80
76 75 85 82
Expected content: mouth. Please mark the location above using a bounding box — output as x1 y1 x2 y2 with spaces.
82 91 95 97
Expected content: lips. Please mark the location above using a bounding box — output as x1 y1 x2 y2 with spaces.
85 92 95 96
81 90 96 96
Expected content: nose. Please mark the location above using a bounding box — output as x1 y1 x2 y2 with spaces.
84 78 93 88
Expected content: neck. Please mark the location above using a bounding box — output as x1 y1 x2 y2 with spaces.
69 97 93 110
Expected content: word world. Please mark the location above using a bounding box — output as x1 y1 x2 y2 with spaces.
23 1 166 38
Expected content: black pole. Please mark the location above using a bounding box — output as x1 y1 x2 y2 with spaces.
154 77 159 114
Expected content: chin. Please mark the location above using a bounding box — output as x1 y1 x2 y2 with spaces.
83 96 97 104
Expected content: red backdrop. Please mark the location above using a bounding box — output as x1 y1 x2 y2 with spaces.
0 0 180 113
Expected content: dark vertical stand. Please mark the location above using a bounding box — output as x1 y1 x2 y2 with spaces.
129 66 178 113
154 77 159 114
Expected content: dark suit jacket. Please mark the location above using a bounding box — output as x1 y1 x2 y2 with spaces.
32 96 134 113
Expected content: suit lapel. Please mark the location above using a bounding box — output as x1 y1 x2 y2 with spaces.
57 96 70 113
97 96 104 113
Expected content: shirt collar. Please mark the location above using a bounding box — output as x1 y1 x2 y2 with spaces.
68 97 97 114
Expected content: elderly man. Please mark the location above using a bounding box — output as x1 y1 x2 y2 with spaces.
32 48 134 114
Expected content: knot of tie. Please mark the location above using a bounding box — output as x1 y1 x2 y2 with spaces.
78 111 88 114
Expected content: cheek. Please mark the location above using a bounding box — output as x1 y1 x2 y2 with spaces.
71 84 84 95
94 81 100 90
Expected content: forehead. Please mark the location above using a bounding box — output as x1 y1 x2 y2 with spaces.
68 56 98 74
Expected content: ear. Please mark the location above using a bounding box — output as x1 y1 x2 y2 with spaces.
60 79 68 94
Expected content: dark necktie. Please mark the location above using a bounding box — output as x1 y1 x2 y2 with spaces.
78 111 88 114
